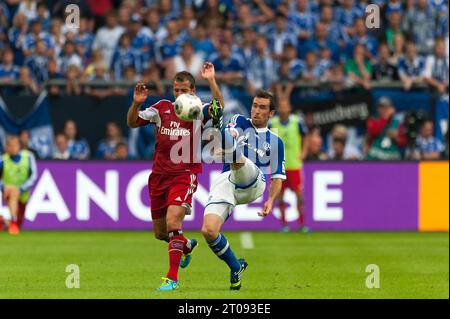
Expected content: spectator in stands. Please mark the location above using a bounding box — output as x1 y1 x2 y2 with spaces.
347 18 378 61
246 35 276 95
233 27 255 68
92 9 125 68
327 124 362 160
110 33 141 80
58 41 83 75
156 19 183 69
75 17 95 63
365 97 407 160
273 57 295 99
25 39 49 83
325 63 348 92
96 122 127 160
0 47 20 82
49 18 64 58
83 49 103 80
389 33 405 65
423 38 449 95
18 130 39 159
416 119 445 160
288 0 316 47
141 8 167 44
301 50 325 81
165 41 204 79
22 19 54 58
329 136 346 160
398 41 426 91
7 12 28 66
266 12 297 60
334 0 363 38
18 0 38 23
319 4 345 49
113 142 131 160
64 120 90 160
385 11 403 53
52 132 71 160
372 43 399 81
199 0 231 30
305 126 328 161
84 63 115 99
47 59 63 96
127 13 153 72
402 0 437 55
17 66 39 95
65 64 82 96
283 43 303 81
344 43 372 90
36 2 51 32
304 22 340 62
209 41 244 85
191 24 215 60
179 5 197 33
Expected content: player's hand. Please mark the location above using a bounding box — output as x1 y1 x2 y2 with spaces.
258 200 273 217
201 62 215 81
133 82 148 104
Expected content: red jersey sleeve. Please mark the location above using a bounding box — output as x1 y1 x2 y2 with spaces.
137 100 163 126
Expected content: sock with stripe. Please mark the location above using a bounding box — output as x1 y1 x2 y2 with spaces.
207 233 241 273
166 230 189 281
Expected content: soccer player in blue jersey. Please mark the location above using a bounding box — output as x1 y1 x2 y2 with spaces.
201 90 286 290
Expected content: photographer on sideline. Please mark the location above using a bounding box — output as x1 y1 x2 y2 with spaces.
364 97 407 160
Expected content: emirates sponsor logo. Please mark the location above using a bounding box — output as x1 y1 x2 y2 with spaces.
160 121 191 136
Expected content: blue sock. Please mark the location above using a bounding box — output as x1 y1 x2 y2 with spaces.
207 233 241 273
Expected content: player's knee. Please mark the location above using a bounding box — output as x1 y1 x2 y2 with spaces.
201 223 219 241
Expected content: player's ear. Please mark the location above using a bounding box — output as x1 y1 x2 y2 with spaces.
269 110 276 118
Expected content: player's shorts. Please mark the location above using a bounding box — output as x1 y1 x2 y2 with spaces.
204 167 266 222
281 169 303 192
149 173 198 220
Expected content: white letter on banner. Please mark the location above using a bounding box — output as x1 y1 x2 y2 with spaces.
76 170 119 221
26 169 70 221
313 171 343 221
126 170 151 221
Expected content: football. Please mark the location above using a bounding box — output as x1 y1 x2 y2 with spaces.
174 93 203 122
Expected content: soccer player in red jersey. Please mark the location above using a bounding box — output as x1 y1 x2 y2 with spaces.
127 62 223 291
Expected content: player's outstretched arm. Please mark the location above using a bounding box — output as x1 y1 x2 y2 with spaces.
258 178 283 217
201 62 225 110
127 82 148 128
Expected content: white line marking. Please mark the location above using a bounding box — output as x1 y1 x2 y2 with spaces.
240 232 254 249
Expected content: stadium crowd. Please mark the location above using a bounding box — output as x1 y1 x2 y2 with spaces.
0 0 448 160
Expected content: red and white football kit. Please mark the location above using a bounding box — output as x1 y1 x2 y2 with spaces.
137 99 209 219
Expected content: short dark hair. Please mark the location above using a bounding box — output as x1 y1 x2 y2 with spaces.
173 71 195 89
255 89 275 111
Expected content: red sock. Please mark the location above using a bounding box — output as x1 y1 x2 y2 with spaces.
166 231 188 281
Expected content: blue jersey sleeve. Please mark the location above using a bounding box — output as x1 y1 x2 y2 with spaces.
270 136 286 180
226 114 246 132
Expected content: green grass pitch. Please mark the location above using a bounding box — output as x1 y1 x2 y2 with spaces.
0 231 448 299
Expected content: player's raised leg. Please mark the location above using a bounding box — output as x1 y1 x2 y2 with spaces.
202 207 248 290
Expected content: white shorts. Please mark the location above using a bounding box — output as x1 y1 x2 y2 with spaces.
204 168 266 221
